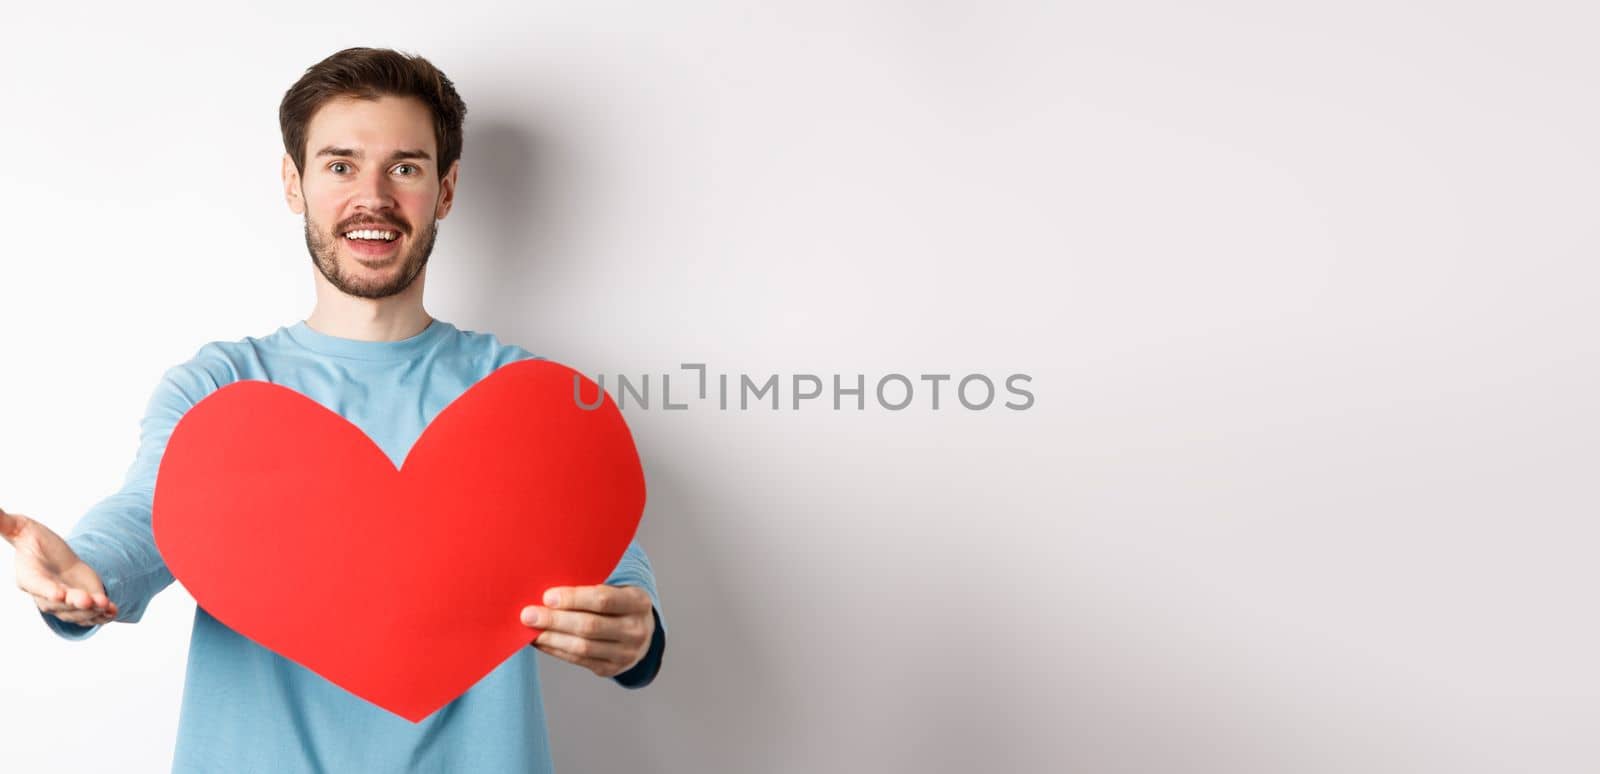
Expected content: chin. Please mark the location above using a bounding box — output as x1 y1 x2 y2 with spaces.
346 251 401 269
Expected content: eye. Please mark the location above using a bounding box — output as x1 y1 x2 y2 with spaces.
393 163 419 176
329 161 352 175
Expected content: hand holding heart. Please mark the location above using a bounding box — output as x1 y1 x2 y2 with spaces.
525 584 653 678
154 359 650 721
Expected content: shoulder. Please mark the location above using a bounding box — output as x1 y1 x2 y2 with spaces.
150 329 277 409
442 321 546 372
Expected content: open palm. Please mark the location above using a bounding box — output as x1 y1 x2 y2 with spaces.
1 507 117 626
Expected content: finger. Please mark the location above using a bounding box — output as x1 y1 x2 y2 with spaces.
532 628 630 664
65 587 94 610
49 608 107 627
531 639 614 674
62 587 111 612
68 592 116 616
544 584 649 615
45 604 95 625
521 606 625 641
63 611 104 626
44 599 115 623
33 594 70 615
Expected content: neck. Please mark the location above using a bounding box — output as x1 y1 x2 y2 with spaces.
305 267 433 342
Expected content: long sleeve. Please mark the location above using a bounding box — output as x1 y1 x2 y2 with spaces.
44 319 668 771
42 359 222 640
603 537 667 688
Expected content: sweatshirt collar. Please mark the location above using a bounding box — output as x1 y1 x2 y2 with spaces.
285 317 451 361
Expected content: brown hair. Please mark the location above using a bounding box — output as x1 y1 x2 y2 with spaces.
279 47 467 180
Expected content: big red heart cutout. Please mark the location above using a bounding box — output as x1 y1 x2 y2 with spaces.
152 358 646 723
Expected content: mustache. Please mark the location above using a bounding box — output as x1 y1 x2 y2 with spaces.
336 215 410 235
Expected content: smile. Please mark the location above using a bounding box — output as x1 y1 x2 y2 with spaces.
340 227 403 258
342 228 400 242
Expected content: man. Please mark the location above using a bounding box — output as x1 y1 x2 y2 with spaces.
0 47 666 772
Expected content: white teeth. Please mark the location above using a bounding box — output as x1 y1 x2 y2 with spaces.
343 229 398 241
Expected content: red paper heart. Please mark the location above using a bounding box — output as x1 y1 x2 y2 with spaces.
152 358 646 722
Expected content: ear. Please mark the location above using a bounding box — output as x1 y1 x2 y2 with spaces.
282 153 305 215
434 159 459 221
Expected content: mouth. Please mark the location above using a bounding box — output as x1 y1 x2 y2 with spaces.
340 226 403 259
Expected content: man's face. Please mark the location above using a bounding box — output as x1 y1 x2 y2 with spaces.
283 95 457 299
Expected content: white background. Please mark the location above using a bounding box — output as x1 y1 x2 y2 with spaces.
1 1 1596 772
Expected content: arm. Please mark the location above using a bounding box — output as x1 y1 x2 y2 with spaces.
41 360 218 640
604 538 667 688
612 605 665 688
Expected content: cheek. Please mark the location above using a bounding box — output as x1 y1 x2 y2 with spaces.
398 191 440 220
299 187 343 220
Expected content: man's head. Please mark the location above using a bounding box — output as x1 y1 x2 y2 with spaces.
279 48 467 300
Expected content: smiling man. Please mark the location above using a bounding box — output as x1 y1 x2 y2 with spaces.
0 47 665 773
290 93 443 302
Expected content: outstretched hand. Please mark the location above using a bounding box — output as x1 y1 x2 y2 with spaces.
521 584 653 678
1 507 117 627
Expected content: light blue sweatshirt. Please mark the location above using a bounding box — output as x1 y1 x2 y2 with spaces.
42 318 667 773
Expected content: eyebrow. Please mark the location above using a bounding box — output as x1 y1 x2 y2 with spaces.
313 146 433 163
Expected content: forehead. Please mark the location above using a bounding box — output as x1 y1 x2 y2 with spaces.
304 95 436 158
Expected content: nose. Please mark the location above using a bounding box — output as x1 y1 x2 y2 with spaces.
350 167 398 213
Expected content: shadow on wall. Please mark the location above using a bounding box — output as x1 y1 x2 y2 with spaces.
448 116 550 347
542 453 790 773
453 113 791 770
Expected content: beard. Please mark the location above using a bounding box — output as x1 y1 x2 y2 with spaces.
304 213 438 300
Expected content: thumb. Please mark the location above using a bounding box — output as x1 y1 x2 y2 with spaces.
0 507 24 543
